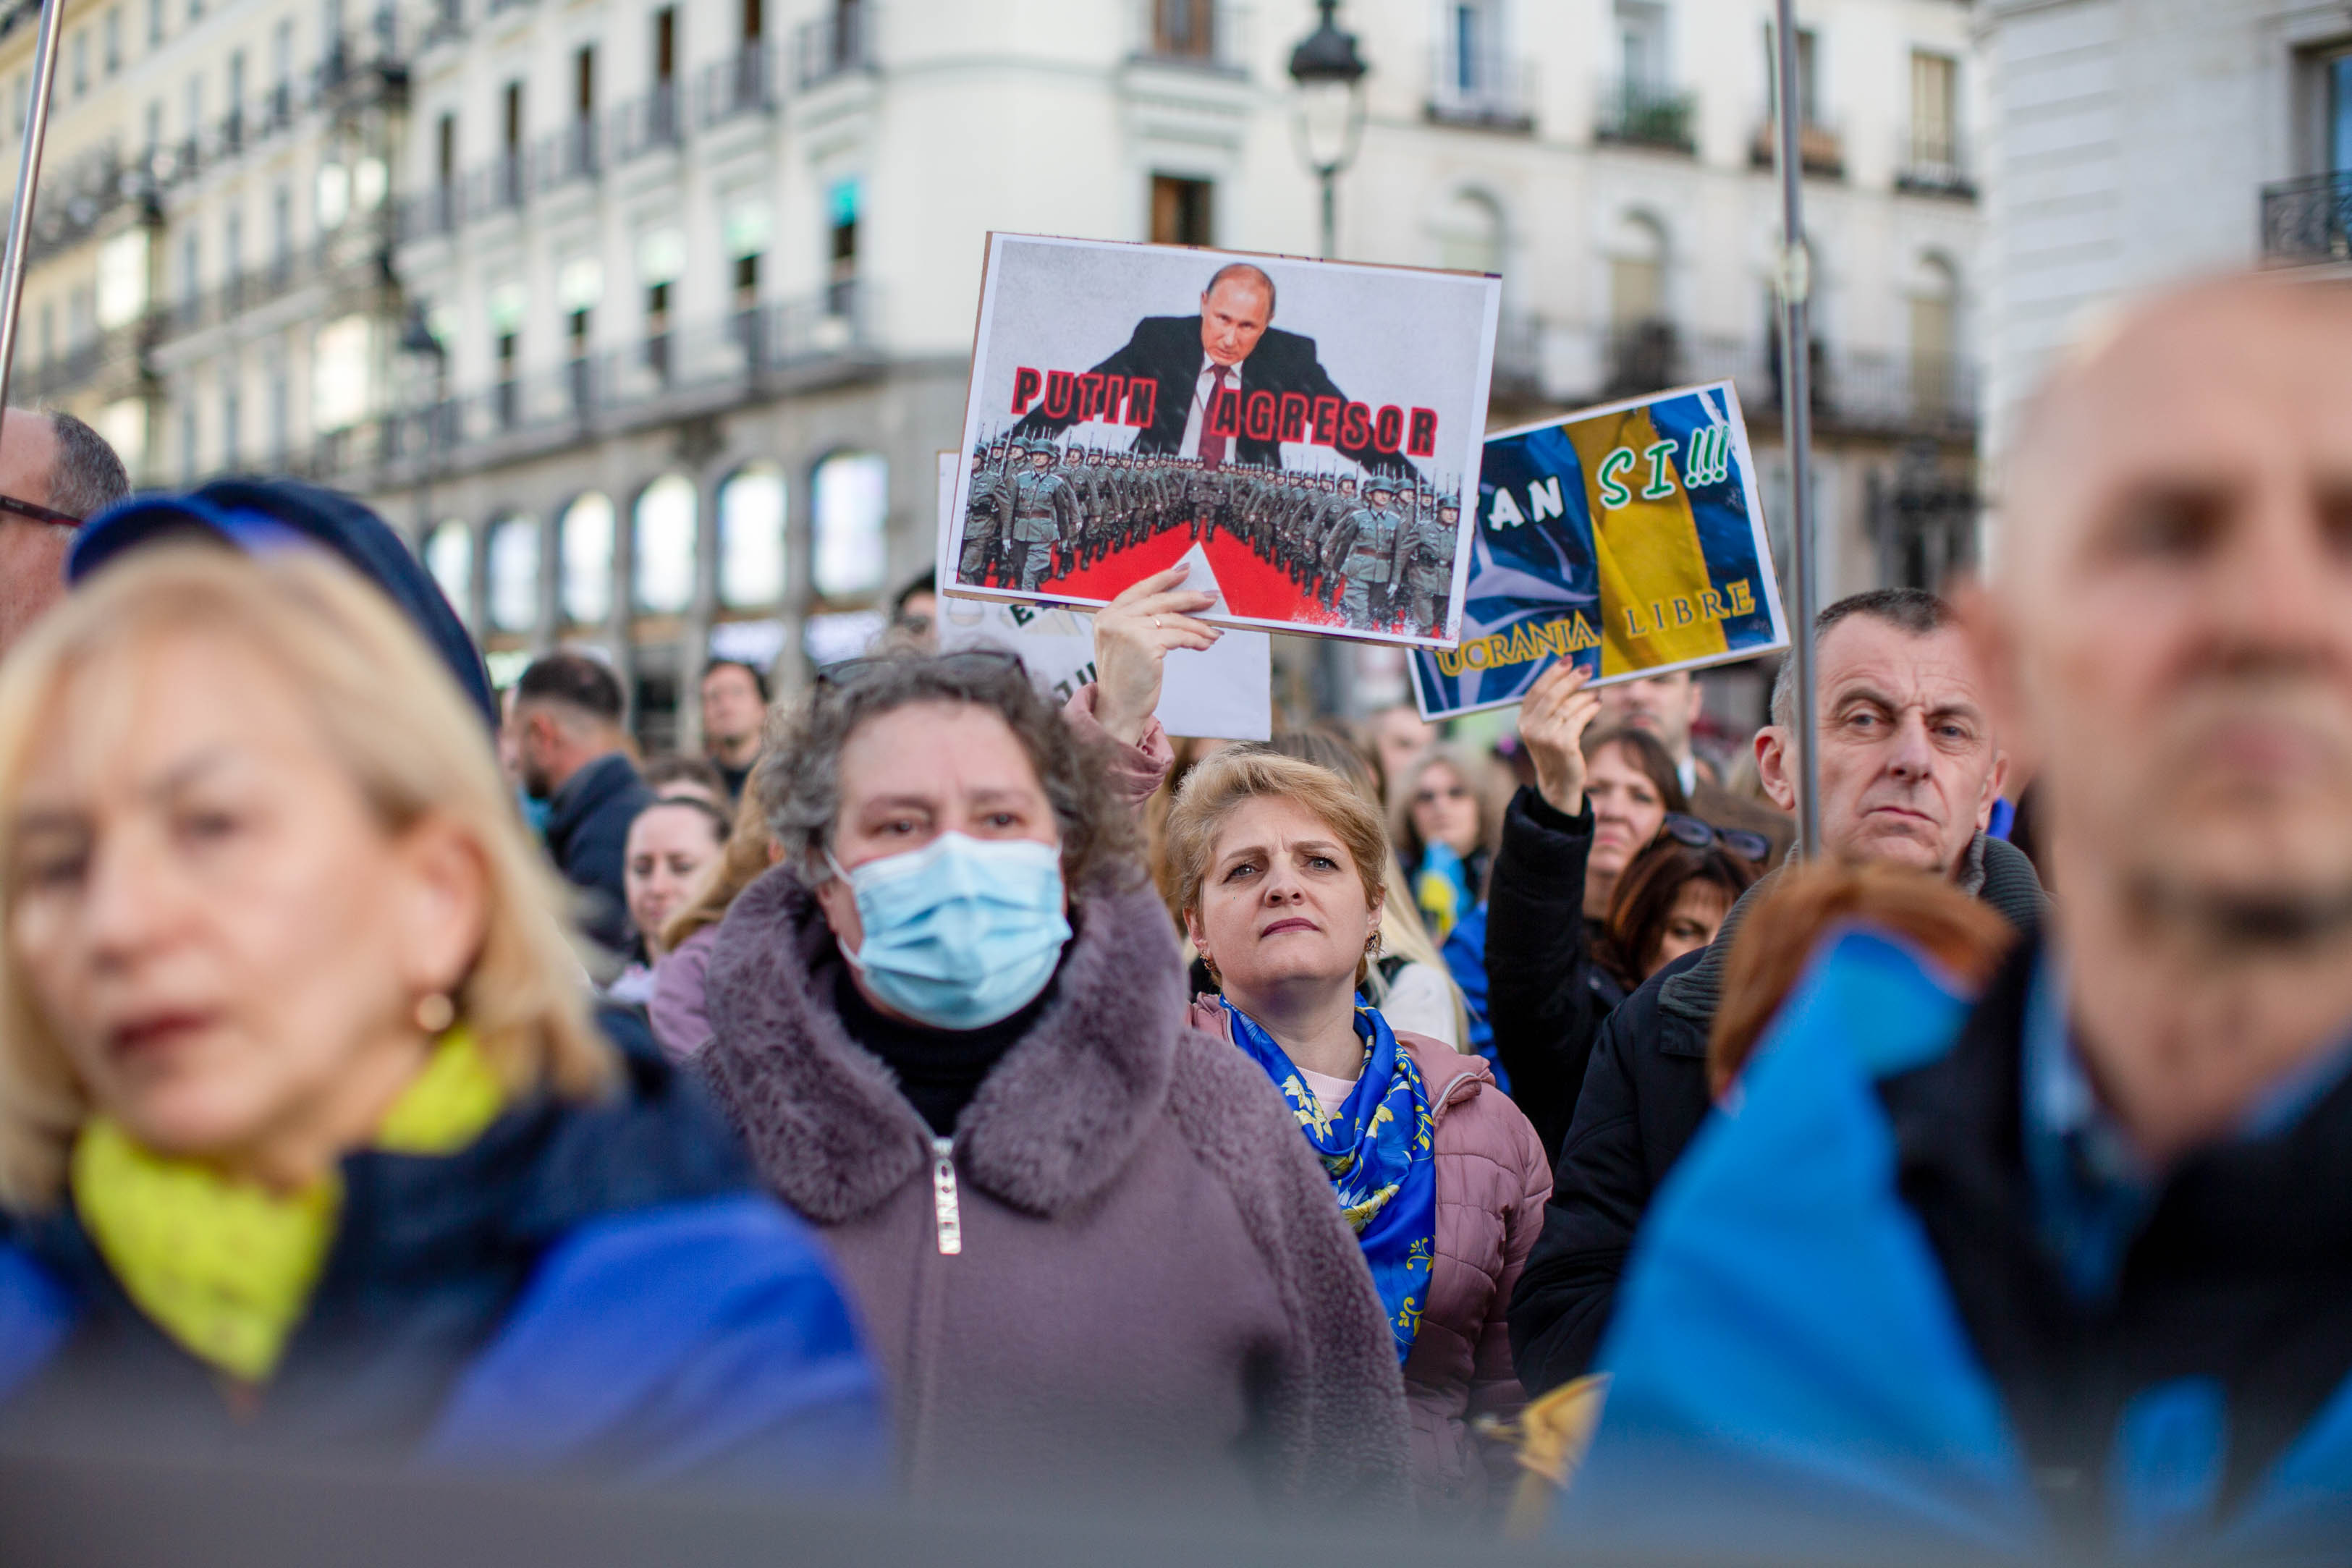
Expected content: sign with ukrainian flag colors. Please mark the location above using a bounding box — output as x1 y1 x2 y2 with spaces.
1410 381 1786 719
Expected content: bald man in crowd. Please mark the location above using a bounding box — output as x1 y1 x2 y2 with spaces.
1565 276 2352 1558
0 408 129 655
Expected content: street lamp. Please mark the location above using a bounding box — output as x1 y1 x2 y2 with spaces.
1288 0 1368 260
397 302 448 546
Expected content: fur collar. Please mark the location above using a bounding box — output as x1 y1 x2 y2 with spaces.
696 864 1184 1225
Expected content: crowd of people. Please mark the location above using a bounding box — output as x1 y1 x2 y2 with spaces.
0 274 2345 1560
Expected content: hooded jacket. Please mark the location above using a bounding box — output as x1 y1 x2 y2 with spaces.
0 1014 886 1492
695 866 1410 1516
1509 831 2048 1394
1188 1001 1550 1520
1566 931 2352 1564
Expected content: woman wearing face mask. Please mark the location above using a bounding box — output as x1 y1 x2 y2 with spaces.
695 651 1408 1516
1165 750 1549 1523
606 796 730 1007
1484 664 1695 1164
0 548 883 1486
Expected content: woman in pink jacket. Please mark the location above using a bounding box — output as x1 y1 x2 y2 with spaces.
1164 749 1552 1522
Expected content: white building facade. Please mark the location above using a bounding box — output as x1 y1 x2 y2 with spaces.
1978 0 2352 544
1 0 1984 740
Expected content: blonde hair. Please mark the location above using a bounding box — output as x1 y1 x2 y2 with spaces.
0 547 617 1211
1255 730 1468 1041
660 783 777 952
1164 750 1389 988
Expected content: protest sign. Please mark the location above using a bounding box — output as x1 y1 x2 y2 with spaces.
1409 381 1787 720
940 232 1500 649
934 454 1273 739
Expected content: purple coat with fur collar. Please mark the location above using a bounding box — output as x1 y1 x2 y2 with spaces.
696 865 1410 1517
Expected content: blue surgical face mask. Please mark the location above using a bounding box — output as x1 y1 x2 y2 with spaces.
828 832 1072 1030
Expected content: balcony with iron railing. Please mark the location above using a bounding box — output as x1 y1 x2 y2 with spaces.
794 1 871 90
1505 318 1978 442
371 283 879 474
12 143 158 270
395 62 784 243
1594 76 1695 153
611 81 685 161
150 229 378 342
698 43 777 126
531 117 601 195
1428 41 1534 131
2261 171 2352 266
1896 130 1973 199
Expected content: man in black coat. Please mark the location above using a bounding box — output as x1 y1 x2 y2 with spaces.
1012 262 1414 480
1505 588 2044 1394
512 651 653 958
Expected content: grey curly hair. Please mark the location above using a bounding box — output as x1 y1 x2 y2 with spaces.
755 651 1141 894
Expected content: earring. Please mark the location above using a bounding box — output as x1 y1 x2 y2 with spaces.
413 991 457 1035
1365 932 1384 957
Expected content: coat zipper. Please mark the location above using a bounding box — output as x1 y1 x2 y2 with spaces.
930 1136 963 1255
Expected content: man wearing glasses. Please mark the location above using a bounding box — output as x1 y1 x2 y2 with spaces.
0 409 129 655
1504 588 2052 1395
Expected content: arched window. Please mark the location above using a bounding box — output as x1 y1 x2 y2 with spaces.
718 462 787 609
1434 188 1505 276
633 473 698 614
811 450 887 601
484 512 540 633
1607 210 1668 329
559 491 615 624
424 519 472 624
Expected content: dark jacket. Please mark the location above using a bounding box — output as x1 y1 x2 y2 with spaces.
0 1014 887 1491
1507 831 2048 1395
695 866 1411 1516
1484 787 1631 1164
1014 315 1414 476
1565 931 2352 1562
544 752 653 957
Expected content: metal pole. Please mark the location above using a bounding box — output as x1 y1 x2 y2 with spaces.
0 0 64 420
1319 166 1337 262
1772 0 1822 861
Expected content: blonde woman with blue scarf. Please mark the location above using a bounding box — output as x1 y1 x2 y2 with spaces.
1168 749 1552 1524
0 541 881 1488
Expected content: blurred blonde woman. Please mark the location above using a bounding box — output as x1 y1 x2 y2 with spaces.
0 545 881 1484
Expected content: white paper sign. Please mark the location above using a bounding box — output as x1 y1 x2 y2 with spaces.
935 454 1272 739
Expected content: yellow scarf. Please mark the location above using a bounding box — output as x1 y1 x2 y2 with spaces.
70 1027 505 1385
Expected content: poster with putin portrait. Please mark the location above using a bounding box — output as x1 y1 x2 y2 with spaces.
940 232 1502 648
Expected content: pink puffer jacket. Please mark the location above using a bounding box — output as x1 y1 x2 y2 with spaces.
1188 999 1552 1520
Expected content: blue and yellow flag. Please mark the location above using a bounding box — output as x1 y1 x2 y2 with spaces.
1411 382 1785 719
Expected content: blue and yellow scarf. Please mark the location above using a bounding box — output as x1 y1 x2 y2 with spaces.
1224 999 1437 1362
